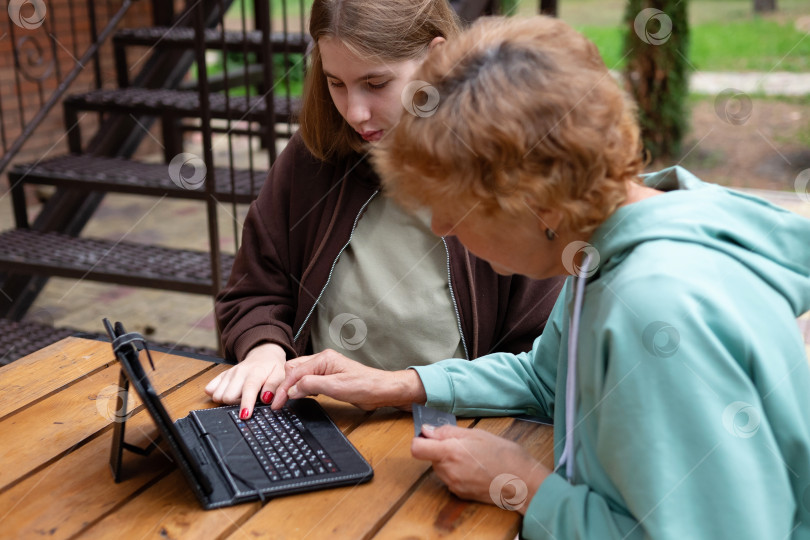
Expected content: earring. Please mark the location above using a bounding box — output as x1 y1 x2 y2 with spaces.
545 228 557 241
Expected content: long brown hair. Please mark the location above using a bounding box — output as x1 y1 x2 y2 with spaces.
298 0 461 162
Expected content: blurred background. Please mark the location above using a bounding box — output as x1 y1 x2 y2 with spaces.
1 0 808 359
528 0 810 190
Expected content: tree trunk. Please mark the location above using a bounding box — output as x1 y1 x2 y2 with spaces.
540 0 558 17
623 0 690 161
754 0 777 13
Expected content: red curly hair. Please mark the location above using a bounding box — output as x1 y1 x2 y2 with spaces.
373 15 644 236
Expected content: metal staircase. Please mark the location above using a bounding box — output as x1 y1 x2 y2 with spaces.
0 0 518 364
0 0 308 361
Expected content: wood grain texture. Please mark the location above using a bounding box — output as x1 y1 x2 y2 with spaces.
0 364 229 539
0 338 557 539
226 409 475 540
49 392 377 538
0 337 114 420
68 367 263 540
372 417 554 540
0 343 215 492
81 469 259 540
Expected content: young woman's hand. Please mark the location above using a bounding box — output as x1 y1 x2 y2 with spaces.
204 342 287 419
271 349 426 411
411 425 550 514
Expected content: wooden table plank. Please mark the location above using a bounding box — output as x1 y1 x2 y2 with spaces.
0 337 557 539
496 418 555 470
0 341 215 492
67 397 375 539
372 417 555 540
0 363 230 539
80 469 260 540
225 410 475 540
0 337 114 420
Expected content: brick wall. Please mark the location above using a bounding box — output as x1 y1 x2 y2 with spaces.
0 0 185 198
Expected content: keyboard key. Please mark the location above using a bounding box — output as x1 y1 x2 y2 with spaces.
230 406 339 481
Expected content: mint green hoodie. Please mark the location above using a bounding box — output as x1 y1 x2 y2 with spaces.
413 167 810 539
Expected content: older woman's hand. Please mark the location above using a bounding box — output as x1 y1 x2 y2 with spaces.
270 349 427 411
411 425 550 514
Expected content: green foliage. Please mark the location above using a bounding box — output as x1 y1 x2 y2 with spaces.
233 0 313 19
272 52 306 97
581 18 810 72
501 0 521 15
214 0 310 97
623 0 690 160
200 51 305 98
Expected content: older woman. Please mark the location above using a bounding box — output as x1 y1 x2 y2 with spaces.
270 15 810 539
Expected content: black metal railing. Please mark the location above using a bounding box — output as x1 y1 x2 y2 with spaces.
0 0 310 329
0 0 519 355
168 0 309 297
0 0 136 177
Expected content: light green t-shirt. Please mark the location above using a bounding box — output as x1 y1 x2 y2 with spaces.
309 194 465 369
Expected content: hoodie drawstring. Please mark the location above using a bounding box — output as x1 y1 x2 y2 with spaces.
557 253 593 483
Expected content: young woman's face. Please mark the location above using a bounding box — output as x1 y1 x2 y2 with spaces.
319 36 423 143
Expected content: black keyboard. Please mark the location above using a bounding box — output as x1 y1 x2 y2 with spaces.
230 407 339 482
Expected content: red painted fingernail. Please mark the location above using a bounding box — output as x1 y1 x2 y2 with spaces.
262 392 274 403
240 408 250 419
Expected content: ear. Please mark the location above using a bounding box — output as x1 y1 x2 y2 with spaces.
428 36 446 50
527 204 564 234
543 208 564 232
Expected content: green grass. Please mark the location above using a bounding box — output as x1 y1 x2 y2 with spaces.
506 0 810 73
212 0 810 99
576 26 628 69
513 0 810 27
231 0 313 21
577 18 810 72
689 19 810 71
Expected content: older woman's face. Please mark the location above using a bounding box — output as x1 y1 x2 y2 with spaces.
430 203 567 279
319 37 422 144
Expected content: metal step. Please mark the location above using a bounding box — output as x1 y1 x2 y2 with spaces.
0 319 75 365
0 318 220 365
9 155 265 204
0 229 234 295
64 88 300 124
113 26 310 54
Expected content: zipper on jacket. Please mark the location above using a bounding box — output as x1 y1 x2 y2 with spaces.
293 190 380 343
443 237 470 361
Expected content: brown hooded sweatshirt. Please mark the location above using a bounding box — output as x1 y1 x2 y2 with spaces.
216 133 564 363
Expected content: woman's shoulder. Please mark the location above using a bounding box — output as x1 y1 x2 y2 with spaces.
273 131 329 178
592 239 789 335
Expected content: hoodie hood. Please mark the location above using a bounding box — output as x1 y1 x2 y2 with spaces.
589 166 810 317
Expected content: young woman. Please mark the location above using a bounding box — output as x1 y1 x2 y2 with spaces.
206 0 563 420
269 15 810 539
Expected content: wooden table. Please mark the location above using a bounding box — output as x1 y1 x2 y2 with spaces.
0 337 554 539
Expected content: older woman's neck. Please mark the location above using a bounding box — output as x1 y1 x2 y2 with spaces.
622 180 664 207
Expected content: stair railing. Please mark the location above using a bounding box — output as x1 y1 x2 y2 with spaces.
0 0 136 180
